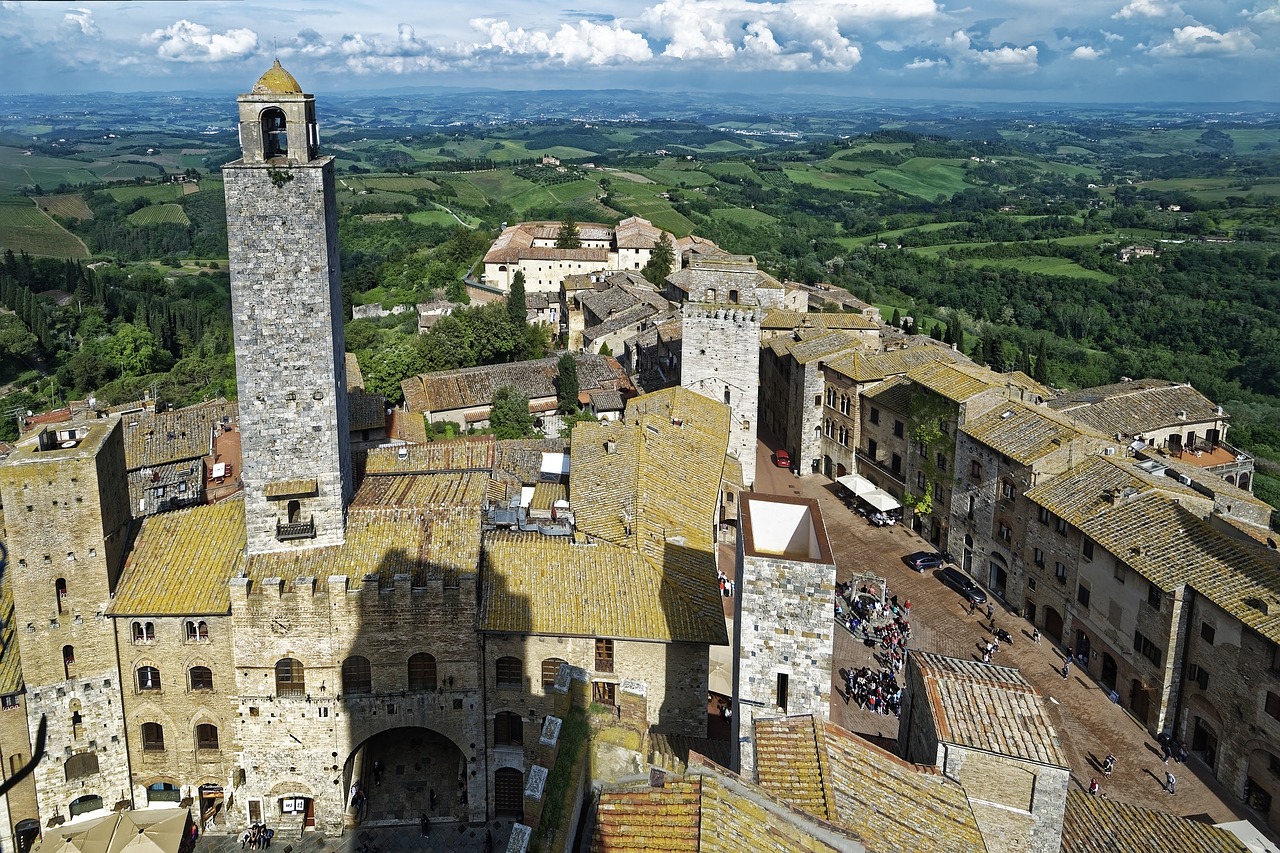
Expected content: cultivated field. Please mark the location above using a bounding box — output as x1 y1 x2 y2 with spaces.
36 193 93 220
127 204 191 226
0 199 89 257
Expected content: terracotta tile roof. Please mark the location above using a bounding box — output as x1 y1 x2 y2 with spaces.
614 216 665 249
592 777 703 852
387 409 428 443
753 716 986 853
120 399 234 470
348 390 385 433
666 256 783 302
569 387 731 642
961 401 1095 465
530 480 567 510
861 374 914 414
1047 378 1223 436
911 651 1069 767
364 436 496 475
109 498 247 616
905 360 1004 403
480 534 723 642
351 471 489 511
761 310 879 332
1061 789 1248 853
825 344 959 383
767 331 860 365
402 354 632 414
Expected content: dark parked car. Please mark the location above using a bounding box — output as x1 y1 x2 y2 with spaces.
937 567 987 605
904 551 945 572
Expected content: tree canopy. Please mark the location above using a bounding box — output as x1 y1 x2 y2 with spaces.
554 217 581 249
490 385 533 439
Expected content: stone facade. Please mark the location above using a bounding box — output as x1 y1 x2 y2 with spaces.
682 305 763 487
224 87 351 556
0 421 133 830
732 494 836 776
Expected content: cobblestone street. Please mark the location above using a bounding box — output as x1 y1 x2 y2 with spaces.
752 441 1276 837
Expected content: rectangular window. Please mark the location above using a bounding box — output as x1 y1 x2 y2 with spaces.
867 438 878 460
1038 506 1051 525
891 453 902 474
592 681 616 707
1082 538 1094 561
1055 562 1067 582
595 639 614 673
0 695 18 710
1147 583 1162 611
1033 548 1045 568
1002 480 1016 500
1077 583 1091 608
893 420 904 438
998 522 1012 543
1027 577 1037 591
970 460 982 480
917 471 926 490
776 673 789 713
936 453 947 472
1267 691 1280 722
1134 630 1163 666
1188 664 1210 690
1056 516 1069 536
1200 622 1215 645
933 482 943 501
870 407 880 425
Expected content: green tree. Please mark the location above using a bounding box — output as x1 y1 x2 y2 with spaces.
641 233 675 285
556 352 580 413
1033 338 1050 385
555 217 581 249
890 308 901 328
363 340 425 404
104 323 169 377
507 270 527 327
0 314 37 359
490 385 533 439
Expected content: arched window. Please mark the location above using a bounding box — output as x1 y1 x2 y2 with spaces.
136 666 161 691
141 722 165 751
287 499 301 524
186 620 210 642
69 795 104 817
147 783 180 804
494 711 523 746
541 658 567 688
132 622 155 643
408 653 437 691
64 752 99 781
189 666 214 691
195 723 219 750
342 656 372 695
496 656 522 689
276 658 305 698
261 107 288 160
55 578 67 614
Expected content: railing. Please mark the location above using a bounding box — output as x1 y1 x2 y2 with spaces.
276 516 315 541
854 450 905 486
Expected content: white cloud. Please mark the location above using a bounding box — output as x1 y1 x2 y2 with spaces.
905 56 946 68
940 29 1038 74
62 8 99 38
1113 0 1183 19
1148 24 1257 56
473 18 652 65
1243 1 1280 26
1070 45 1105 59
149 20 258 63
1102 30 1125 41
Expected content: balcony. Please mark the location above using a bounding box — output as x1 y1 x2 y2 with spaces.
854 449 905 487
276 516 315 542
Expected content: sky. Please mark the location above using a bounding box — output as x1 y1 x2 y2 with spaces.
2 0 1278 104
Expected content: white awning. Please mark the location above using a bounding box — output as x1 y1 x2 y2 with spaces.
836 474 901 511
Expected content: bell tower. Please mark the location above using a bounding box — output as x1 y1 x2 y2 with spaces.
223 61 352 555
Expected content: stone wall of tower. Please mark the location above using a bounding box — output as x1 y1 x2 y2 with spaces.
224 160 352 555
731 496 836 776
681 305 761 487
0 421 132 826
227 574 487 834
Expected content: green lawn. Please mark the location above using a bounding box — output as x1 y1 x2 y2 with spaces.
870 158 970 199
962 255 1115 282
783 165 881 193
107 184 184 204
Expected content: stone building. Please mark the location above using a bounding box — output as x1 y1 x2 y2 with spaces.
672 256 785 488
897 652 1071 853
223 59 352 555
121 400 235 517
732 494 836 776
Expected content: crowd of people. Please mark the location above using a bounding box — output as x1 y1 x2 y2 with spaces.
844 666 903 716
239 824 273 850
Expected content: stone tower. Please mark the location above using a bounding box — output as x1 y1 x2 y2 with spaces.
223 60 352 555
0 421 133 821
676 256 784 488
732 493 836 777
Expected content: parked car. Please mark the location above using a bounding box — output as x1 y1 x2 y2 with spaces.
904 551 945 571
937 567 987 605
773 449 791 468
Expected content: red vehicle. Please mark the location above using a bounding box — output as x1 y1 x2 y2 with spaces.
773 449 791 468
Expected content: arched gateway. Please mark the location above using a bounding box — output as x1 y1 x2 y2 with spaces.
344 727 467 826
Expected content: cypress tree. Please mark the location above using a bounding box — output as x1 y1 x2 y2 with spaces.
1034 338 1050 384
507 270 527 328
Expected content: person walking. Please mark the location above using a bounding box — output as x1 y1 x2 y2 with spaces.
1061 658 1072 679
1088 778 1100 796
1165 770 1177 795
986 603 994 621
1103 753 1115 777
968 599 977 616
1032 628 1041 644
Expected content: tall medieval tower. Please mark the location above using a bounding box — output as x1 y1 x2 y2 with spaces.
0 421 133 822
223 60 352 555
677 256 785 488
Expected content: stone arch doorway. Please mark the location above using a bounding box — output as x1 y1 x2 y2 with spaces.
1043 606 1064 646
345 726 466 826
1100 653 1118 693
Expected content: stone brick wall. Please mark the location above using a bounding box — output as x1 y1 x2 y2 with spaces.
943 747 1068 853
682 305 761 487
224 159 352 555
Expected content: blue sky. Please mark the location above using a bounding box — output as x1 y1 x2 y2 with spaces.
2 0 1277 103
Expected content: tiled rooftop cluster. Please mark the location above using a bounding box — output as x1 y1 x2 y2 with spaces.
1047 378 1222 436
401 352 633 414
1060 790 1248 853
120 399 234 470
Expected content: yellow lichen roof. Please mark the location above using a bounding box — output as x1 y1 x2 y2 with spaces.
1061 789 1247 853
246 507 481 589
767 331 860 365
912 651 1069 767
761 310 879 332
592 777 702 852
961 401 1092 465
252 59 303 95
109 498 247 616
530 480 567 511
1023 454 1205 527
351 471 489 511
825 344 958 382
345 353 365 391
1047 378 1222 436
481 534 724 642
861 374 914 414
570 388 730 634
753 717 834 821
905 360 1003 403
0 576 23 695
